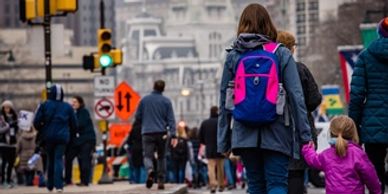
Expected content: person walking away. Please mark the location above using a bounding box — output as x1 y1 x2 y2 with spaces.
302 115 381 194
0 100 19 188
127 118 146 184
277 31 322 194
135 80 177 189
200 106 225 193
33 84 78 193
187 128 201 189
16 127 43 186
170 124 189 183
65 96 96 187
349 17 388 193
218 4 312 194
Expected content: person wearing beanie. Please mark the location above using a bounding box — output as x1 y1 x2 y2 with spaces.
378 17 388 38
33 84 78 192
0 100 18 188
349 17 388 193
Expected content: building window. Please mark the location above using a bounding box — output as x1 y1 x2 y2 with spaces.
296 2 305 12
297 14 306 23
298 37 307 46
297 25 306 34
309 13 319 22
309 1 319 11
144 29 157 37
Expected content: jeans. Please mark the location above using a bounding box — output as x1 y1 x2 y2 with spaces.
65 141 94 185
46 143 66 191
142 134 167 183
240 149 289 194
365 143 388 193
24 170 35 186
0 146 16 184
224 159 236 186
172 159 186 183
130 166 146 183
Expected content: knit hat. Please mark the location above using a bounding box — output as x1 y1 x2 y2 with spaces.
1 100 14 109
378 17 388 38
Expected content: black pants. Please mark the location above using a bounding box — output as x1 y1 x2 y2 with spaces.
142 134 167 183
0 146 16 184
365 143 388 193
172 158 186 183
24 170 35 186
65 141 94 185
288 170 305 194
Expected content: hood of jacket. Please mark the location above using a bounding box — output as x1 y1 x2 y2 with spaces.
367 38 388 62
229 33 271 53
48 84 64 101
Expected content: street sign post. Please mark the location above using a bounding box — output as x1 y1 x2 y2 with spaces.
94 76 115 97
94 98 115 120
114 81 141 121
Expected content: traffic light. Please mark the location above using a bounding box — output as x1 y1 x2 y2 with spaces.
83 53 99 72
56 0 77 12
37 0 58 17
19 0 37 22
98 29 113 68
111 48 123 66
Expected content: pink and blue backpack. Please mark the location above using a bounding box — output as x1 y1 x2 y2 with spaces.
233 42 282 125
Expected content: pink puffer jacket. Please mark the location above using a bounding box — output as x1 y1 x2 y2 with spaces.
302 142 381 194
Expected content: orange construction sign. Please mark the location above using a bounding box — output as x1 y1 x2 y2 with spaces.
109 123 132 147
114 81 141 121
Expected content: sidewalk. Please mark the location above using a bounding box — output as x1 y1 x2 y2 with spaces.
0 182 188 194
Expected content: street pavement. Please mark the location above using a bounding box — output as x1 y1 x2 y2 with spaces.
0 183 187 194
188 187 325 194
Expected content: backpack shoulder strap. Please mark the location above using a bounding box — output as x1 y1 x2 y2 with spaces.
263 42 281 54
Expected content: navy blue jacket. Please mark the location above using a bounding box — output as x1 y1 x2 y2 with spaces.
349 38 388 144
135 91 176 136
34 85 78 144
70 107 96 147
218 34 312 158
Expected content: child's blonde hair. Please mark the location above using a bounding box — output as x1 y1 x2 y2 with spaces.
330 115 359 157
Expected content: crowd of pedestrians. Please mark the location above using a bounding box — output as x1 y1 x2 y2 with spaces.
1 3 388 194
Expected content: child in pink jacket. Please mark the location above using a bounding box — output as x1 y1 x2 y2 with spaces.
302 115 381 194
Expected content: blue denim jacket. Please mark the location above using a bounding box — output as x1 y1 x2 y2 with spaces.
217 38 312 158
135 91 176 136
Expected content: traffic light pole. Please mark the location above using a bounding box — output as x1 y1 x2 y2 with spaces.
44 0 52 95
98 0 113 185
100 0 106 76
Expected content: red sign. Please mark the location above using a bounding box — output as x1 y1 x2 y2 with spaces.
108 123 132 147
114 81 141 121
94 98 115 120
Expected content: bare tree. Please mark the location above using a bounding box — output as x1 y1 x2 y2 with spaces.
303 0 386 87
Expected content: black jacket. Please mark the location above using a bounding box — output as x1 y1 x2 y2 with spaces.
70 107 96 147
289 62 322 170
200 115 223 159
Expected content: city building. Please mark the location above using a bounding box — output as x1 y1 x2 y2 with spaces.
0 0 25 28
0 25 95 111
0 0 115 47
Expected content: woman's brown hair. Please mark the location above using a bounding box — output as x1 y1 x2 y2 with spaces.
237 3 278 41
330 115 359 157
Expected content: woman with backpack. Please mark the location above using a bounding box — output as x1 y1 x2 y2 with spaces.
218 4 312 194
0 100 18 188
170 124 189 183
277 31 322 194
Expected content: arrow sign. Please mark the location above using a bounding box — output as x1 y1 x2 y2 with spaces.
114 81 141 121
117 91 123 111
125 93 131 112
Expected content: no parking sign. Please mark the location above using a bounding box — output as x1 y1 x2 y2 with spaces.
94 98 115 120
